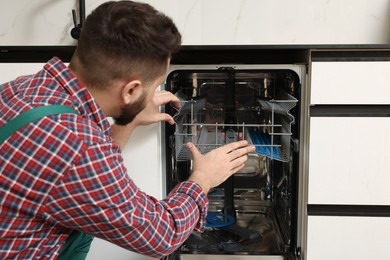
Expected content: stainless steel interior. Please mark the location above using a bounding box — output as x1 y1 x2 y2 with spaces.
164 68 300 259
170 71 297 163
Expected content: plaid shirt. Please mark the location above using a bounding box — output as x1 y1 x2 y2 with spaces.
0 57 208 259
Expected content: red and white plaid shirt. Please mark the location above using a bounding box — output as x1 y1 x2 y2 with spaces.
0 57 208 259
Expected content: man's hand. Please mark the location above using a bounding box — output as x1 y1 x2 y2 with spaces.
111 90 180 150
132 90 180 127
187 140 256 194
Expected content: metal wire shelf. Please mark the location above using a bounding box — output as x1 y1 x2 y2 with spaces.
172 91 297 162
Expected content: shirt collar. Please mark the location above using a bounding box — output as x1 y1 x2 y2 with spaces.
44 57 111 135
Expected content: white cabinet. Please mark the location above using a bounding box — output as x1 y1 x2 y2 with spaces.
307 59 390 260
311 61 390 104
307 216 390 260
308 117 390 205
0 63 45 83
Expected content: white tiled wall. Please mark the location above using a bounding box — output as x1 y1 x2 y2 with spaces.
1 0 390 45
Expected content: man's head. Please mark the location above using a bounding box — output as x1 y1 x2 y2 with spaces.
69 1 181 124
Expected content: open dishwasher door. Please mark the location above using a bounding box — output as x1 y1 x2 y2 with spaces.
162 63 305 260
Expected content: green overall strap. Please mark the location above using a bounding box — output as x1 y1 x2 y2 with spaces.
0 105 94 259
0 105 78 143
57 231 94 260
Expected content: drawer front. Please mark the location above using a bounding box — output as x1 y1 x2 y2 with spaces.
307 216 390 260
308 117 390 205
311 61 390 104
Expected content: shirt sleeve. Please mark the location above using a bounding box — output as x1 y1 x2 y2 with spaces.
43 141 208 258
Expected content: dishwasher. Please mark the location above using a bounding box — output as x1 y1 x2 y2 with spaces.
162 46 308 260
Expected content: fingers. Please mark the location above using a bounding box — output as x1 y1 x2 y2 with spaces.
165 114 175 125
218 140 249 154
230 154 248 171
138 90 177 125
217 140 255 157
228 145 255 161
158 113 175 125
186 142 201 159
221 141 254 173
154 90 180 107
230 162 246 174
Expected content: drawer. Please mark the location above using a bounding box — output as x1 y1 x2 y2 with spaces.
307 216 390 260
308 117 390 205
311 61 390 104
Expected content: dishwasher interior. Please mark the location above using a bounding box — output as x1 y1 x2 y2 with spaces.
163 66 302 259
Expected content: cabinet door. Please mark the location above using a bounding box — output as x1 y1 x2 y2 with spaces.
307 216 390 260
311 61 390 104
308 117 390 205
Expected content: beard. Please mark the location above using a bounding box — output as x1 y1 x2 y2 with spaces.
113 91 147 126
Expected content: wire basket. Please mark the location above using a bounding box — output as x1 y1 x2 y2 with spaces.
172 91 297 162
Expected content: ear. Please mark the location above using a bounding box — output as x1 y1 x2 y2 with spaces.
121 79 142 104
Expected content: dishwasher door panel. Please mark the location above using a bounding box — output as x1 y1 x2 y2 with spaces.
308 117 390 205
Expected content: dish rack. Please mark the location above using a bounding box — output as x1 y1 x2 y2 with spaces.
172 90 297 162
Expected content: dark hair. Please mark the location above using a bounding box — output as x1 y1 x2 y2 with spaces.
71 1 181 88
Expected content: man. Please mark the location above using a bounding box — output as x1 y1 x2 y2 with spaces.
0 1 254 259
